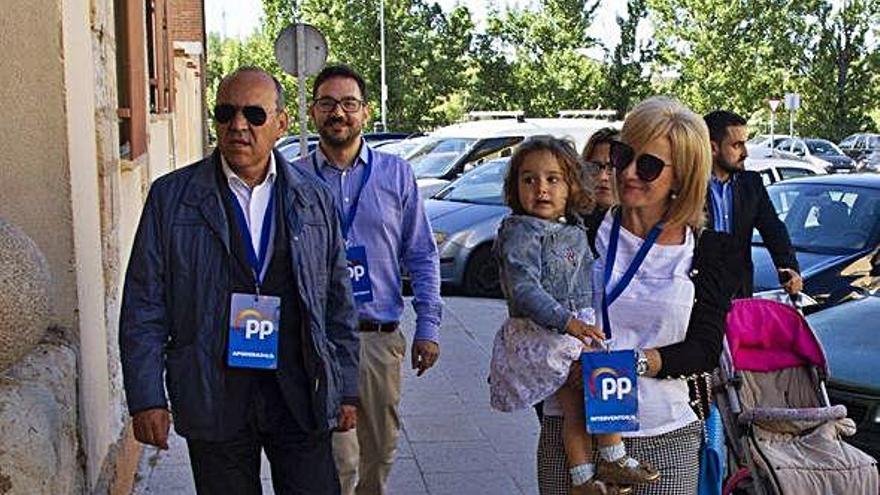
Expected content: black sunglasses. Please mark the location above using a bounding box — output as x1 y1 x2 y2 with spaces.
609 141 669 182
213 104 270 126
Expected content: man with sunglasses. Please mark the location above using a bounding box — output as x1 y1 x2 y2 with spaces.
120 67 360 494
703 110 801 298
297 64 441 495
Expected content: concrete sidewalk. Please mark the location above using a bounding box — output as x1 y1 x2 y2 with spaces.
132 297 540 494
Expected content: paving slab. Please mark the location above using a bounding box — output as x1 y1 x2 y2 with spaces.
132 297 539 495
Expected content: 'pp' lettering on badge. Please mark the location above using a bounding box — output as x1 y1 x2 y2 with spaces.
582 350 639 433
346 245 373 303
227 293 281 369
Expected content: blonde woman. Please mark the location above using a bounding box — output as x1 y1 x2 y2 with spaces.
537 97 736 495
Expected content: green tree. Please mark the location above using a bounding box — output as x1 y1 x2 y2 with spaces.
599 0 654 119
261 0 474 131
797 0 880 140
648 0 821 117
471 0 605 116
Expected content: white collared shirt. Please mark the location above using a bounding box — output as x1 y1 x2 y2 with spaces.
221 154 277 280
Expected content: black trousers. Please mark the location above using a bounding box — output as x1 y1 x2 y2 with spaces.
186 377 340 495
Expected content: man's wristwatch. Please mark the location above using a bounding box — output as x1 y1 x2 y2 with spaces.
636 349 649 376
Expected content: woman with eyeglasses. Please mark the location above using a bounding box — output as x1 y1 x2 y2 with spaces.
536 97 736 495
582 127 620 210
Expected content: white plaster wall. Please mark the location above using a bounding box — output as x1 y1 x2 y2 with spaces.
173 53 205 167
62 0 113 488
149 117 174 180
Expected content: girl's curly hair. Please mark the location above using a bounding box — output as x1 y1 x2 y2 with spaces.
503 136 595 218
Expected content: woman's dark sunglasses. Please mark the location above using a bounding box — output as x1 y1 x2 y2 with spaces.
609 141 669 182
213 104 269 126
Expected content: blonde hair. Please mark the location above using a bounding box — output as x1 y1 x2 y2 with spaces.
620 97 710 230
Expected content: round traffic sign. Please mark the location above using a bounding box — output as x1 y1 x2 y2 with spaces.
274 24 328 77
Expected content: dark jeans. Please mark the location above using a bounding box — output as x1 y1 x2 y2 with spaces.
186 377 339 495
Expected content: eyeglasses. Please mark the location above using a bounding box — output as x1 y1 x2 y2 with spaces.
313 97 365 113
585 161 614 174
213 104 271 126
609 141 670 182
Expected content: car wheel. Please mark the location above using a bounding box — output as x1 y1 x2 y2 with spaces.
463 245 501 297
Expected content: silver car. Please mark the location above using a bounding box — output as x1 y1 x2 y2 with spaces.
426 158 511 296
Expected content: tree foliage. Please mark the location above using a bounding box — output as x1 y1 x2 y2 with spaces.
470 0 605 116
203 0 879 139
797 0 880 140
648 0 822 116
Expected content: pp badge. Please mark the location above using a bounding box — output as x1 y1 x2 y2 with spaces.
227 293 281 369
582 350 639 433
346 245 373 303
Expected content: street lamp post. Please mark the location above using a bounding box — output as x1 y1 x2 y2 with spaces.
379 0 388 132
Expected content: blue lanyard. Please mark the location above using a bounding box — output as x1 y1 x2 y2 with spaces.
601 209 663 339
228 185 275 288
311 148 373 241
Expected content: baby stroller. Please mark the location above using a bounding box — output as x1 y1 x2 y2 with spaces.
713 298 878 495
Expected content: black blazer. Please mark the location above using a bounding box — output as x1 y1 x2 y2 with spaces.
706 170 799 297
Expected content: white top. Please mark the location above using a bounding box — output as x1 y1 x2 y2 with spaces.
221 154 278 280
545 211 698 436
597 211 697 436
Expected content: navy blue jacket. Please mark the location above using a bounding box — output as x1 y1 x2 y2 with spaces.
119 150 359 440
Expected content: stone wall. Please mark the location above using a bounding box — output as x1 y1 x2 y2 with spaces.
0 334 81 495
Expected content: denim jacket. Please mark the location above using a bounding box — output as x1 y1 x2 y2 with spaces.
493 215 595 332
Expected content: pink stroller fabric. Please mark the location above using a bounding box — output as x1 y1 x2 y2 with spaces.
725 298 827 373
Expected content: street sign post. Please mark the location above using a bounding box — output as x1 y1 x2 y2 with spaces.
768 97 781 147
274 23 328 159
784 93 800 138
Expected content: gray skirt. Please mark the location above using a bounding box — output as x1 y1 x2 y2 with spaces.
537 416 702 495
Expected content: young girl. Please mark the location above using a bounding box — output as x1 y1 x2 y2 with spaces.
488 136 659 495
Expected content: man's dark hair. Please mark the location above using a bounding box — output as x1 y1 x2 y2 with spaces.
704 110 747 144
219 66 286 110
312 64 367 101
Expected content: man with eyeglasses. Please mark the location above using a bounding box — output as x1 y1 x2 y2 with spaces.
120 66 359 494
298 64 441 495
703 110 801 298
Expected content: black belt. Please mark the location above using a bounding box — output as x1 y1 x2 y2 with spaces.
359 321 399 333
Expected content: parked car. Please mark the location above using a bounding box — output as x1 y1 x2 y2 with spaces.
775 137 856 173
745 148 827 185
374 135 429 157
425 158 511 296
807 294 880 459
752 174 880 312
839 133 880 166
278 137 319 162
363 131 418 148
408 117 619 198
860 150 880 172
748 134 792 149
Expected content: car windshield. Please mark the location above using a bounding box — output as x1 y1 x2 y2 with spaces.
805 139 843 156
407 138 476 178
753 183 880 254
434 159 508 205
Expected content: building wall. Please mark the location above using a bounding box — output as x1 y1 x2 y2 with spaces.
0 0 78 328
169 0 205 43
63 0 115 487
0 0 204 490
